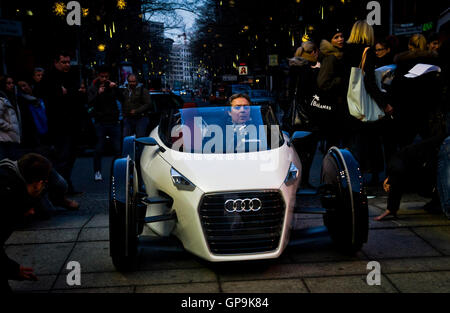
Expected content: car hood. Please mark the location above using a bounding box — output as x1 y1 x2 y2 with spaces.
158 144 297 193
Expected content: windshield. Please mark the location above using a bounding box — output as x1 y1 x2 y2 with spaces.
158 105 284 154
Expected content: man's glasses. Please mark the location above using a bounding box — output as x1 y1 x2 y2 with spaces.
375 48 386 52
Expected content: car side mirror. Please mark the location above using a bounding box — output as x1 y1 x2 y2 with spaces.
135 137 166 153
289 131 313 146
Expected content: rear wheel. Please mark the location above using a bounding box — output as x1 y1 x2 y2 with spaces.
320 147 368 254
109 157 139 271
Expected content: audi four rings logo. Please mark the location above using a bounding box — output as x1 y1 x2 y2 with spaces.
224 198 262 213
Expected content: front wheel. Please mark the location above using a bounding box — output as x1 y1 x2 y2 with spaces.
109 157 139 271
320 147 368 254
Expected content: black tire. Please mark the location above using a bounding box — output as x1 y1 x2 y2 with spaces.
320 147 368 254
109 157 139 271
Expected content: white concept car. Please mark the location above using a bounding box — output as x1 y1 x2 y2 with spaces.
109 104 368 270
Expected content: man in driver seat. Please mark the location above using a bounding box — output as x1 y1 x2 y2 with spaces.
226 93 253 153
228 93 251 125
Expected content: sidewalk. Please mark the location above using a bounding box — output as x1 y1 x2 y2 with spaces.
5 156 450 293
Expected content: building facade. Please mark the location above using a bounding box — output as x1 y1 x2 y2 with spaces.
168 43 195 89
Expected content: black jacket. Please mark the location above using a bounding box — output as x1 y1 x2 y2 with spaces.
374 52 395 69
394 50 438 77
87 81 121 124
42 68 85 140
391 50 443 141
0 160 35 289
317 40 348 120
287 56 321 129
31 81 45 100
288 57 320 109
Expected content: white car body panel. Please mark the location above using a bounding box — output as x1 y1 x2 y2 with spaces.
139 127 302 262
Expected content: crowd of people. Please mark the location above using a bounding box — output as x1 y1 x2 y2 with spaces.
285 20 449 221
0 52 83 220
1 19 449 292
0 51 153 292
0 51 153 216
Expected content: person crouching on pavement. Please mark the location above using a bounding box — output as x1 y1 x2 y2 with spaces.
0 153 51 292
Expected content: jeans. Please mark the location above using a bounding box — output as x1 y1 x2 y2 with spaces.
37 168 69 213
52 134 78 190
437 136 450 219
123 116 149 138
94 123 121 173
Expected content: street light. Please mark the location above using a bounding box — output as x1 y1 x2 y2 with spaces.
117 0 127 10
98 44 106 52
53 2 66 16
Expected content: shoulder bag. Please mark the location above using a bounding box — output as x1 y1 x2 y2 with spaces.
347 47 385 122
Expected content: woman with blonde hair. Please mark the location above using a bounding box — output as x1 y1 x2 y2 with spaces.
408 33 427 52
394 33 437 75
345 20 392 114
346 20 375 47
344 20 393 190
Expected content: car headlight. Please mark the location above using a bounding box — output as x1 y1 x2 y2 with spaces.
171 167 195 189
284 162 299 184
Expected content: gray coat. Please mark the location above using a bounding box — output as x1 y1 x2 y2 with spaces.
0 93 21 143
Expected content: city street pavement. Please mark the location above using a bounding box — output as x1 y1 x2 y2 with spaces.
6 152 450 294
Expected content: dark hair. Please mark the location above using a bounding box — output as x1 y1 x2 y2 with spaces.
17 153 52 184
127 73 137 81
375 38 391 49
322 23 345 42
0 75 14 92
53 50 70 63
385 35 399 53
428 32 439 43
227 93 252 106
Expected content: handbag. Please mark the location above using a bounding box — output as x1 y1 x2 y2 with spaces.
309 93 332 113
289 87 311 130
347 47 385 122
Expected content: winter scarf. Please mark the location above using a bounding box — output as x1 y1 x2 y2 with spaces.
320 40 344 60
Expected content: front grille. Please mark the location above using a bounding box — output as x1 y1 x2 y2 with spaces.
199 191 285 255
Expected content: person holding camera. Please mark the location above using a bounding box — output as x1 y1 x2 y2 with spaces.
88 67 121 181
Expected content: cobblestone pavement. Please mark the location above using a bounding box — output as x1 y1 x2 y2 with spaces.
6 155 450 293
